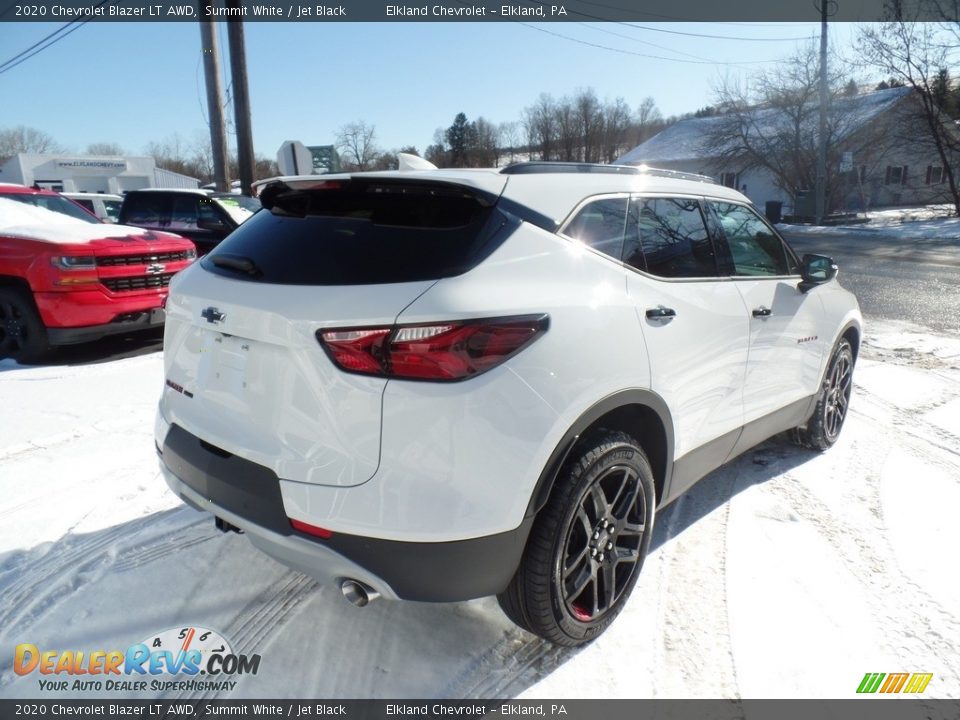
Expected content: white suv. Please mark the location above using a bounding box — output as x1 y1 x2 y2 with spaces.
155 162 861 646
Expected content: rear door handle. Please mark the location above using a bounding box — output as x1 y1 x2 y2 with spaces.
645 306 676 319
752 306 772 318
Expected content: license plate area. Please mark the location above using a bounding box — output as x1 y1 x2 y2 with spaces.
198 330 250 394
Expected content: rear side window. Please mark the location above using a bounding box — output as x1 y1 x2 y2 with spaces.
562 197 629 260
202 181 504 285
624 197 717 278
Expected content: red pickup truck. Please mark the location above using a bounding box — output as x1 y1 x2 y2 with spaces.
0 185 197 362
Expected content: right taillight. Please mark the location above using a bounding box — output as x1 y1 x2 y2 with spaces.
317 315 548 382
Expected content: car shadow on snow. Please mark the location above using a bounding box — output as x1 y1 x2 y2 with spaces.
0 437 819 701
0 329 164 371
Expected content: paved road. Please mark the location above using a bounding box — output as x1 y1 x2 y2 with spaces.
781 229 960 334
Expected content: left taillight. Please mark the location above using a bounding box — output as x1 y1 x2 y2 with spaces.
317 315 548 382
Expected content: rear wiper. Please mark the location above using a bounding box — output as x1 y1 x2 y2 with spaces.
210 253 262 277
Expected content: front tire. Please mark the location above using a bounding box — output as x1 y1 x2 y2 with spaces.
498 431 655 646
0 288 50 363
793 337 854 451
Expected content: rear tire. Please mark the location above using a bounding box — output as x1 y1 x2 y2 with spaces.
498 430 655 646
793 338 854 451
0 288 50 363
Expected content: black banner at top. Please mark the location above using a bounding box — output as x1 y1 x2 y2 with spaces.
0 0 950 22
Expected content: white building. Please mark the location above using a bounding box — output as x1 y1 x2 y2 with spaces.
0 154 199 193
616 87 953 217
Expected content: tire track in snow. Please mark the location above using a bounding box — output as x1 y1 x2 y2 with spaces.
655 472 741 698
441 632 571 699
173 572 317 702
851 383 960 467
770 458 960 681
0 511 205 643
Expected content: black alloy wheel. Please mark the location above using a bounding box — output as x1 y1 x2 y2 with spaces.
793 337 855 451
0 288 50 363
498 430 655 646
560 463 647 622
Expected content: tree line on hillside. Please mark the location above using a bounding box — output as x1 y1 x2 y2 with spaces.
420 92 668 168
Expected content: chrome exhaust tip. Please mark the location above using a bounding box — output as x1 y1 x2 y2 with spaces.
340 579 380 607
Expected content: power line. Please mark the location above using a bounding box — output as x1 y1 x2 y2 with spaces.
621 22 813 41
514 0 812 40
577 23 782 64
0 23 79 73
517 23 784 67
0 0 112 76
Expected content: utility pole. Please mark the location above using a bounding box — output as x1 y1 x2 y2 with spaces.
199 5 230 192
226 9 255 197
815 0 830 224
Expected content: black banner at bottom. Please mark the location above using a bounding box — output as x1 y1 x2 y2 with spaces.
1 700 959 720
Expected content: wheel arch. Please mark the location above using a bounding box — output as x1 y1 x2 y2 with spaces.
0 275 33 294
525 389 674 517
840 320 861 362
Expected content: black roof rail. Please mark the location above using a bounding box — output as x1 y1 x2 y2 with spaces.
500 161 717 184
500 162 640 175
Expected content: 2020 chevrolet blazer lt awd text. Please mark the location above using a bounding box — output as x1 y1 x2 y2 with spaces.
155 161 861 646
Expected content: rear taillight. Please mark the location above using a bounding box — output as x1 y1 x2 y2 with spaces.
317 315 548 382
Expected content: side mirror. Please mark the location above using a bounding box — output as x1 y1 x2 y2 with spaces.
798 253 838 293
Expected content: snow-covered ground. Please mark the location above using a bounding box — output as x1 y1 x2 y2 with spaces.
1 317 958 701
779 203 960 242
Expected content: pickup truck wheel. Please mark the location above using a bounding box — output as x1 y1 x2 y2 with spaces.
498 431 655 646
793 338 854 451
0 288 50 363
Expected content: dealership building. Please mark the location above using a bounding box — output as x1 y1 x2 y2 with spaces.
0 153 199 193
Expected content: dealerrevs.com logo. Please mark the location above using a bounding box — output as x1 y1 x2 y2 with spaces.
14 626 261 693
856 672 933 694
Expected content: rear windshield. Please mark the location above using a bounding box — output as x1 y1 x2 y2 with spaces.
200 181 506 285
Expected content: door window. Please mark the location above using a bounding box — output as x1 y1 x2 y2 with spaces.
709 202 796 277
624 197 717 278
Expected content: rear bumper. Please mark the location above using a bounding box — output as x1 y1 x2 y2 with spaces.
156 422 532 602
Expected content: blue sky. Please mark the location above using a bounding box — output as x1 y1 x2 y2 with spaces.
0 21 867 161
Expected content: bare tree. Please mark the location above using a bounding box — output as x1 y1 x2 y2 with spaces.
555 98 578 161
635 97 664 145
0 126 62 164
425 128 449 167
575 88 604 163
146 133 195 178
86 142 125 155
498 121 522 164
706 42 855 210
336 121 380 171
601 98 633 164
472 117 500 167
522 94 559 161
858 9 960 215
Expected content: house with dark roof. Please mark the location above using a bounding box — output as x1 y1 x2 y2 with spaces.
617 87 955 216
